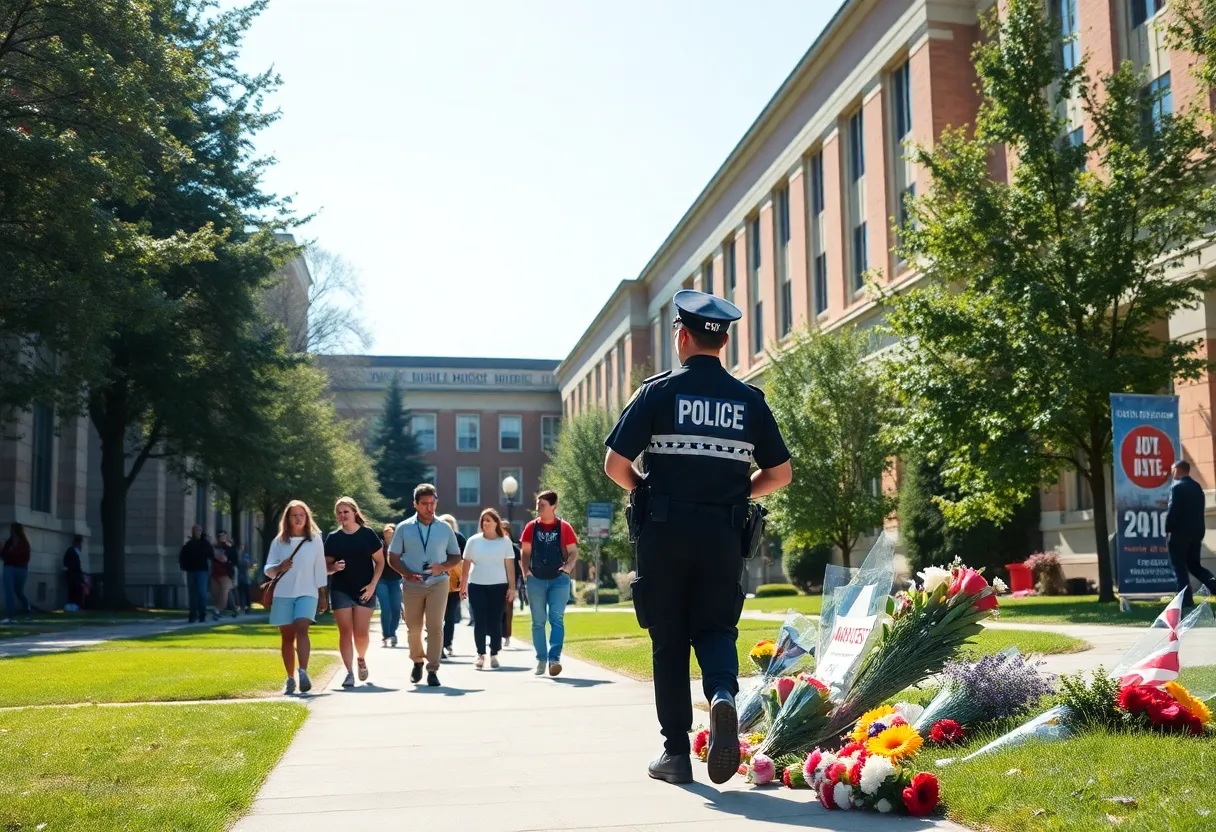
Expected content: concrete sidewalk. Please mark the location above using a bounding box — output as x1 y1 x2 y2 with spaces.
235 623 966 831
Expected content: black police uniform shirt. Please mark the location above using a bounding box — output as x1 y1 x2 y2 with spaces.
605 354 790 506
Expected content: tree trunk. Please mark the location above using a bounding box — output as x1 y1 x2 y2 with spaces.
95 389 131 609
1089 461 1116 603
230 486 243 549
258 498 283 564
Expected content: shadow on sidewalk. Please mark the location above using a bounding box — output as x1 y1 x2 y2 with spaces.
336 684 400 694
549 677 613 689
407 685 484 697
678 781 946 828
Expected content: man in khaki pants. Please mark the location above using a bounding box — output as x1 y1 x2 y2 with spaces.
388 483 462 687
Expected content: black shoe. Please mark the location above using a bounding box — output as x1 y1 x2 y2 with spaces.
648 752 693 784
410 662 423 683
707 689 740 785
427 671 440 687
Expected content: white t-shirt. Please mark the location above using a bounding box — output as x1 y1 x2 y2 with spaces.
263 536 327 599
463 533 514 586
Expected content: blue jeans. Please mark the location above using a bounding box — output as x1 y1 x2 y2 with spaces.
3 565 30 618
527 573 571 663
375 580 403 639
185 570 208 621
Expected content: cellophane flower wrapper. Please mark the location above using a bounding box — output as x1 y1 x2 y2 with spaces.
737 613 819 732
912 647 1054 733
750 676 834 762
814 535 897 698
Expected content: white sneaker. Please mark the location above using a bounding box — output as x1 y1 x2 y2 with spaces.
535 661 545 676
490 655 500 669
503 637 511 648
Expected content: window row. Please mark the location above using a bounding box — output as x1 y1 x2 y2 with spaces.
408 414 560 453
451 466 526 507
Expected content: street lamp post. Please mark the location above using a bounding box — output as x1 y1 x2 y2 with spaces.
501 475 522 610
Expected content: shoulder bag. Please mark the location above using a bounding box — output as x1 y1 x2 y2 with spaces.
259 538 308 612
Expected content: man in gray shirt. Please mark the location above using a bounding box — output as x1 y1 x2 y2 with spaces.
388 483 461 687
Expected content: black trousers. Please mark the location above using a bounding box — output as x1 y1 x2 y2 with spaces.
468 582 507 656
443 590 461 649
1168 535 1216 606
636 506 744 756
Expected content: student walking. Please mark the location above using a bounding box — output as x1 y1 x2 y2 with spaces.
500 522 523 648
208 535 234 621
63 534 86 611
375 523 403 647
439 514 466 657
388 483 461 687
460 509 516 669
521 491 579 677
236 544 253 614
178 525 211 623
1 522 32 623
264 500 331 695
325 496 385 688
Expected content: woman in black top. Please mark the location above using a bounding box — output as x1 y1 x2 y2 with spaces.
324 496 384 688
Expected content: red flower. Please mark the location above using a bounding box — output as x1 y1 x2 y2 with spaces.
825 762 847 785
838 741 867 758
818 781 838 810
799 673 829 692
929 719 966 745
783 768 793 788
1118 685 1156 715
848 759 864 786
692 729 709 757
902 772 940 817
774 676 796 705
949 567 988 597
889 715 908 727
1147 700 1182 726
973 592 999 612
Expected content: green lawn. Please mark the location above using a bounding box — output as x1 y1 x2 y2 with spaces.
563 612 1084 681
0 702 306 832
0 648 336 707
94 621 341 652
743 594 822 614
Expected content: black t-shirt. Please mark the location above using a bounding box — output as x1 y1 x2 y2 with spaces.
324 525 383 597
378 531 402 583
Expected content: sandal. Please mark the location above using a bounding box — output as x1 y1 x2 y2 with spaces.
357 658 369 681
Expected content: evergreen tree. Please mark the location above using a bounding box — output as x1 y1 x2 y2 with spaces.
371 375 429 514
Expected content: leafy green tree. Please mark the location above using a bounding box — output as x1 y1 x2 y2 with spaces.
370 375 429 513
884 0 1216 602
539 408 629 564
763 327 897 564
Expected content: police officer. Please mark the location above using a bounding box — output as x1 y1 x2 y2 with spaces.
603 289 792 785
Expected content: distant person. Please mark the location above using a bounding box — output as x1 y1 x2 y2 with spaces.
1166 460 1216 607
236 543 254 614
376 522 403 648
438 514 466 657
520 491 579 677
264 500 331 695
388 483 461 687
460 509 516 669
501 521 523 648
63 534 86 612
178 524 211 623
1 522 32 623
209 532 235 621
216 530 240 617
325 496 385 688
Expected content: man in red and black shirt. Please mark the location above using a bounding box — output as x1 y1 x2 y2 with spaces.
520 490 578 677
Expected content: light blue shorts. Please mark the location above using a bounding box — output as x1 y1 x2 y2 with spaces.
269 595 318 626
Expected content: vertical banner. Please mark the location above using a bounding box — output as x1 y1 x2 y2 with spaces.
1110 393 1181 596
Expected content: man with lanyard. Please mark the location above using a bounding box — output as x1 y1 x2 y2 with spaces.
388 483 462 687
603 289 792 785
520 490 578 676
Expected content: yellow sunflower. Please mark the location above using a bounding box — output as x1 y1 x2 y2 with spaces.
750 640 776 659
865 724 923 762
1165 681 1213 726
849 705 896 742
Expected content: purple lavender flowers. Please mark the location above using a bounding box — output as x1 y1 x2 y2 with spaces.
913 649 1055 732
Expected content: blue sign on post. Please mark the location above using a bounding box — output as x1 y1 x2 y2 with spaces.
587 502 613 540
1110 393 1181 596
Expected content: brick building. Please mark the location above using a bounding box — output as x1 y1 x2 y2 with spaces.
557 0 1216 583
322 356 563 539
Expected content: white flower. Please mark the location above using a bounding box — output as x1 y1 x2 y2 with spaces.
876 798 894 814
918 566 952 593
859 754 896 796
833 782 854 810
993 577 1009 594
893 701 925 725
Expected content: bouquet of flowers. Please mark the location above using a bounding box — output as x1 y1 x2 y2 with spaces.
913 648 1054 740
737 613 818 732
747 674 834 761
799 726 940 816
1118 681 1213 735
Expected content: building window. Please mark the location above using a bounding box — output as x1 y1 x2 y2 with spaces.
748 216 762 354
30 403 53 513
702 260 714 295
456 467 480 506
594 365 602 401
852 223 868 290
456 415 480 451
891 60 915 256
458 520 479 540
1130 0 1163 28
892 61 912 144
775 186 792 338
195 483 208 526
410 414 437 451
725 239 738 367
499 415 522 451
1074 468 1094 511
604 353 613 405
499 467 523 505
422 465 437 487
1059 0 1079 70
1143 72 1172 132
616 341 626 404
808 153 828 316
541 415 560 452
847 108 867 292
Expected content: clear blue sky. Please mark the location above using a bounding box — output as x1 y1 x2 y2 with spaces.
238 1 841 360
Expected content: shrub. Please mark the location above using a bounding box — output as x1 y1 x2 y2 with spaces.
783 544 833 593
1058 667 1122 730
578 583 619 605
1026 551 1068 596
613 571 636 602
754 583 800 598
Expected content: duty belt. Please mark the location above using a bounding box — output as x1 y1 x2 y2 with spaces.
653 495 748 528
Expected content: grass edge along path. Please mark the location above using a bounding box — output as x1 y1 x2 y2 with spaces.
0 701 307 832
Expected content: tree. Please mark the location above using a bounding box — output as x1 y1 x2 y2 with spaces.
884 0 1216 602
262 244 372 355
370 375 429 513
762 327 897 564
539 407 629 564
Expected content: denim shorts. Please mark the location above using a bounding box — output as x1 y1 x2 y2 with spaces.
330 587 375 610
269 595 318 626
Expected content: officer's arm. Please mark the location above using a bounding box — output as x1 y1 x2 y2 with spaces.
750 460 793 499
604 449 643 491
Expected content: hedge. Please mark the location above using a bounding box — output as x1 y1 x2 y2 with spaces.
754 583 800 598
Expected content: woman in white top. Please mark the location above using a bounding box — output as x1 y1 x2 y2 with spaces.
264 500 332 695
460 508 516 669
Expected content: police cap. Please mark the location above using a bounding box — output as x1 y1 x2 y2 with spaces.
672 289 742 335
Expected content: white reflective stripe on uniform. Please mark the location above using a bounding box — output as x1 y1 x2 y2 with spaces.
646 434 755 462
